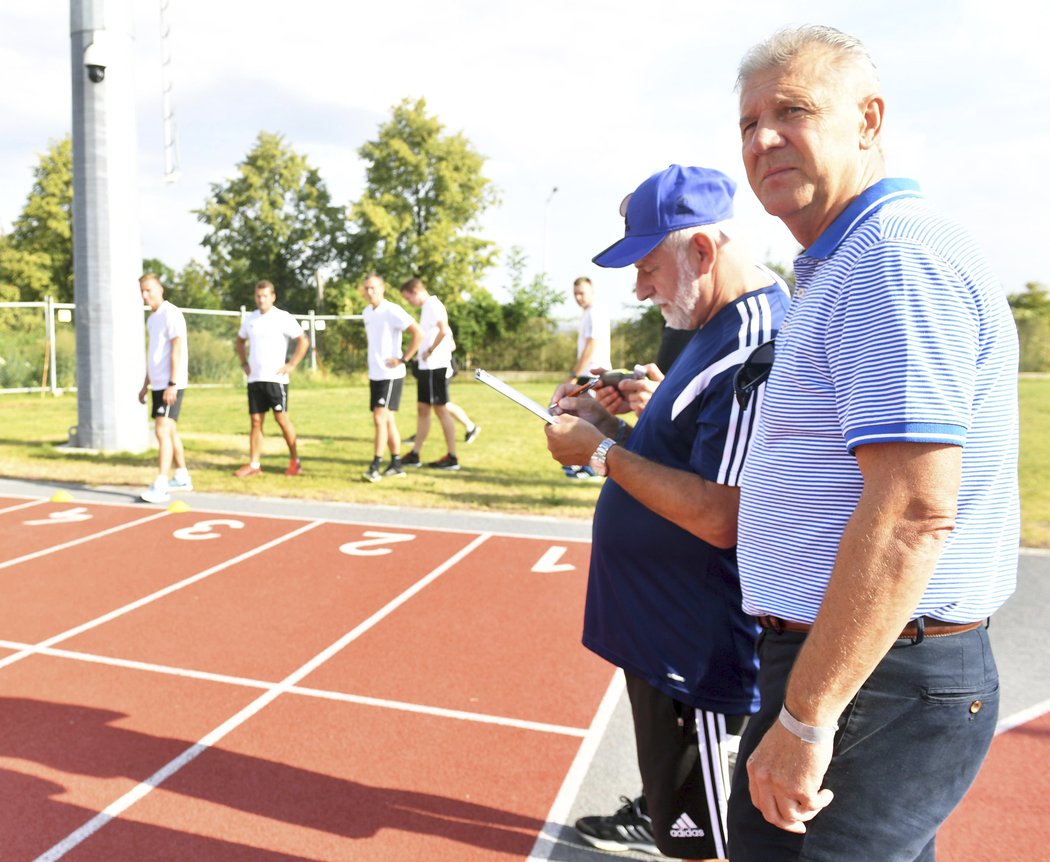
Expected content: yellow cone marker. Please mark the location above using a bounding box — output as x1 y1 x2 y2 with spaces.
167 500 191 513
50 490 74 503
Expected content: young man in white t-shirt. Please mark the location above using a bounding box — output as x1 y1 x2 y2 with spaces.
233 280 309 478
361 273 422 482
399 277 467 470
137 273 191 504
570 276 612 380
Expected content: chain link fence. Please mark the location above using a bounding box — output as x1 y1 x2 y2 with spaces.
0 300 365 395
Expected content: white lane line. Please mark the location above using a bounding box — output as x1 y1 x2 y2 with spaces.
0 497 49 515
0 641 587 738
0 509 171 571
997 697 1050 734
526 670 626 861
0 519 325 672
35 531 493 861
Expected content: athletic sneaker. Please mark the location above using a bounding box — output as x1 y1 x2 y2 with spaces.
465 424 481 444
403 434 416 444
169 472 193 492
285 459 302 476
427 453 460 470
402 451 422 467
362 462 382 483
140 481 171 505
383 459 406 478
574 795 662 856
234 464 262 478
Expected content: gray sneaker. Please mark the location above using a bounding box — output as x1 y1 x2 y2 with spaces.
362 463 382 483
383 459 406 478
465 424 481 444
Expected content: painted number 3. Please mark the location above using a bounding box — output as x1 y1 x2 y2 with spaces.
173 519 246 541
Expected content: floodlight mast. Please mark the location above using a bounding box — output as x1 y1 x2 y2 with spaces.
70 0 148 452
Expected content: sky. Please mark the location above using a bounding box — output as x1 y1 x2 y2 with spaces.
2 0 1047 322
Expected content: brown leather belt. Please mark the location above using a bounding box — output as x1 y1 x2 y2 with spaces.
755 615 986 640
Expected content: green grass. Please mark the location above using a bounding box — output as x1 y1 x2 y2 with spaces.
0 374 605 521
1018 376 1050 548
2 374 1048 546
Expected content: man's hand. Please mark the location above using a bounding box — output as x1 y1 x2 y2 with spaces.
277 363 295 376
384 357 402 368
591 363 663 416
545 413 606 466
137 384 148 405
746 718 835 833
162 384 177 405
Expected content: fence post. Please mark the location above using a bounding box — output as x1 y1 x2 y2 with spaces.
308 309 317 372
46 295 58 395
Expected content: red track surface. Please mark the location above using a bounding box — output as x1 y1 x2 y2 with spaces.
0 497 610 860
0 493 1045 861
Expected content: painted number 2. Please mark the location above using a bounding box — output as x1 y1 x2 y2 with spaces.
339 531 416 557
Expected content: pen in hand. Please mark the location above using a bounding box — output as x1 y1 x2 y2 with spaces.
550 377 600 410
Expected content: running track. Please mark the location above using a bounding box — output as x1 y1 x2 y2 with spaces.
0 488 1046 861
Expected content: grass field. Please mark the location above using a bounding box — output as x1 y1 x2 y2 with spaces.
1 374 1048 547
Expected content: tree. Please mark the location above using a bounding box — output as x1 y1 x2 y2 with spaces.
0 137 73 301
346 98 498 300
195 131 343 311
1010 281 1050 372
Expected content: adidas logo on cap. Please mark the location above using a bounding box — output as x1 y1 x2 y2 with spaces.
669 812 706 839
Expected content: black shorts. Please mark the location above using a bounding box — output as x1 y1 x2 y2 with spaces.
369 378 404 412
247 381 289 415
625 670 747 859
151 388 184 421
416 367 450 405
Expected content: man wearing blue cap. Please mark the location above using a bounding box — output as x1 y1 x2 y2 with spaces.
547 165 789 860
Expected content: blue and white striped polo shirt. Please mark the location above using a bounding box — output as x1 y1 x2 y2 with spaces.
737 178 1019 624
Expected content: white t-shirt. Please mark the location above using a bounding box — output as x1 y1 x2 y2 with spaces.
363 300 415 380
417 294 455 371
237 307 305 384
578 303 612 372
146 301 189 390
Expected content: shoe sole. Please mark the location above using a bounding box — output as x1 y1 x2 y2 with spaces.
362 474 382 483
576 834 662 855
168 486 193 493
383 472 407 478
234 470 262 478
140 492 171 504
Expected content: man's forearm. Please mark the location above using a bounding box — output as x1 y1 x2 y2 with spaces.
604 446 739 548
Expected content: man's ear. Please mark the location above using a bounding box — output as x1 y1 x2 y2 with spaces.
859 94 885 150
690 230 718 276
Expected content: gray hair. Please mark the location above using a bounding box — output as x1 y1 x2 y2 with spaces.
735 24 879 92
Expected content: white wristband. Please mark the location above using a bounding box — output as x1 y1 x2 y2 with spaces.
778 704 837 745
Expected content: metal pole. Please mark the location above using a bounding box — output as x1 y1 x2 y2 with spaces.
542 186 558 275
308 310 317 372
70 0 148 451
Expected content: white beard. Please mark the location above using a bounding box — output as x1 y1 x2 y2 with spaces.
660 264 700 329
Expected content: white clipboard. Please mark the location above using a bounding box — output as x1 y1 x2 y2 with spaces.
474 368 557 424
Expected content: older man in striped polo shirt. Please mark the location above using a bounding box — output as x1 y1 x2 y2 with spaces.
728 25 1019 862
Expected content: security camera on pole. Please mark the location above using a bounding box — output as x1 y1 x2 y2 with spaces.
69 0 148 452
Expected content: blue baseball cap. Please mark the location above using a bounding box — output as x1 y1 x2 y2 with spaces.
592 165 737 268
